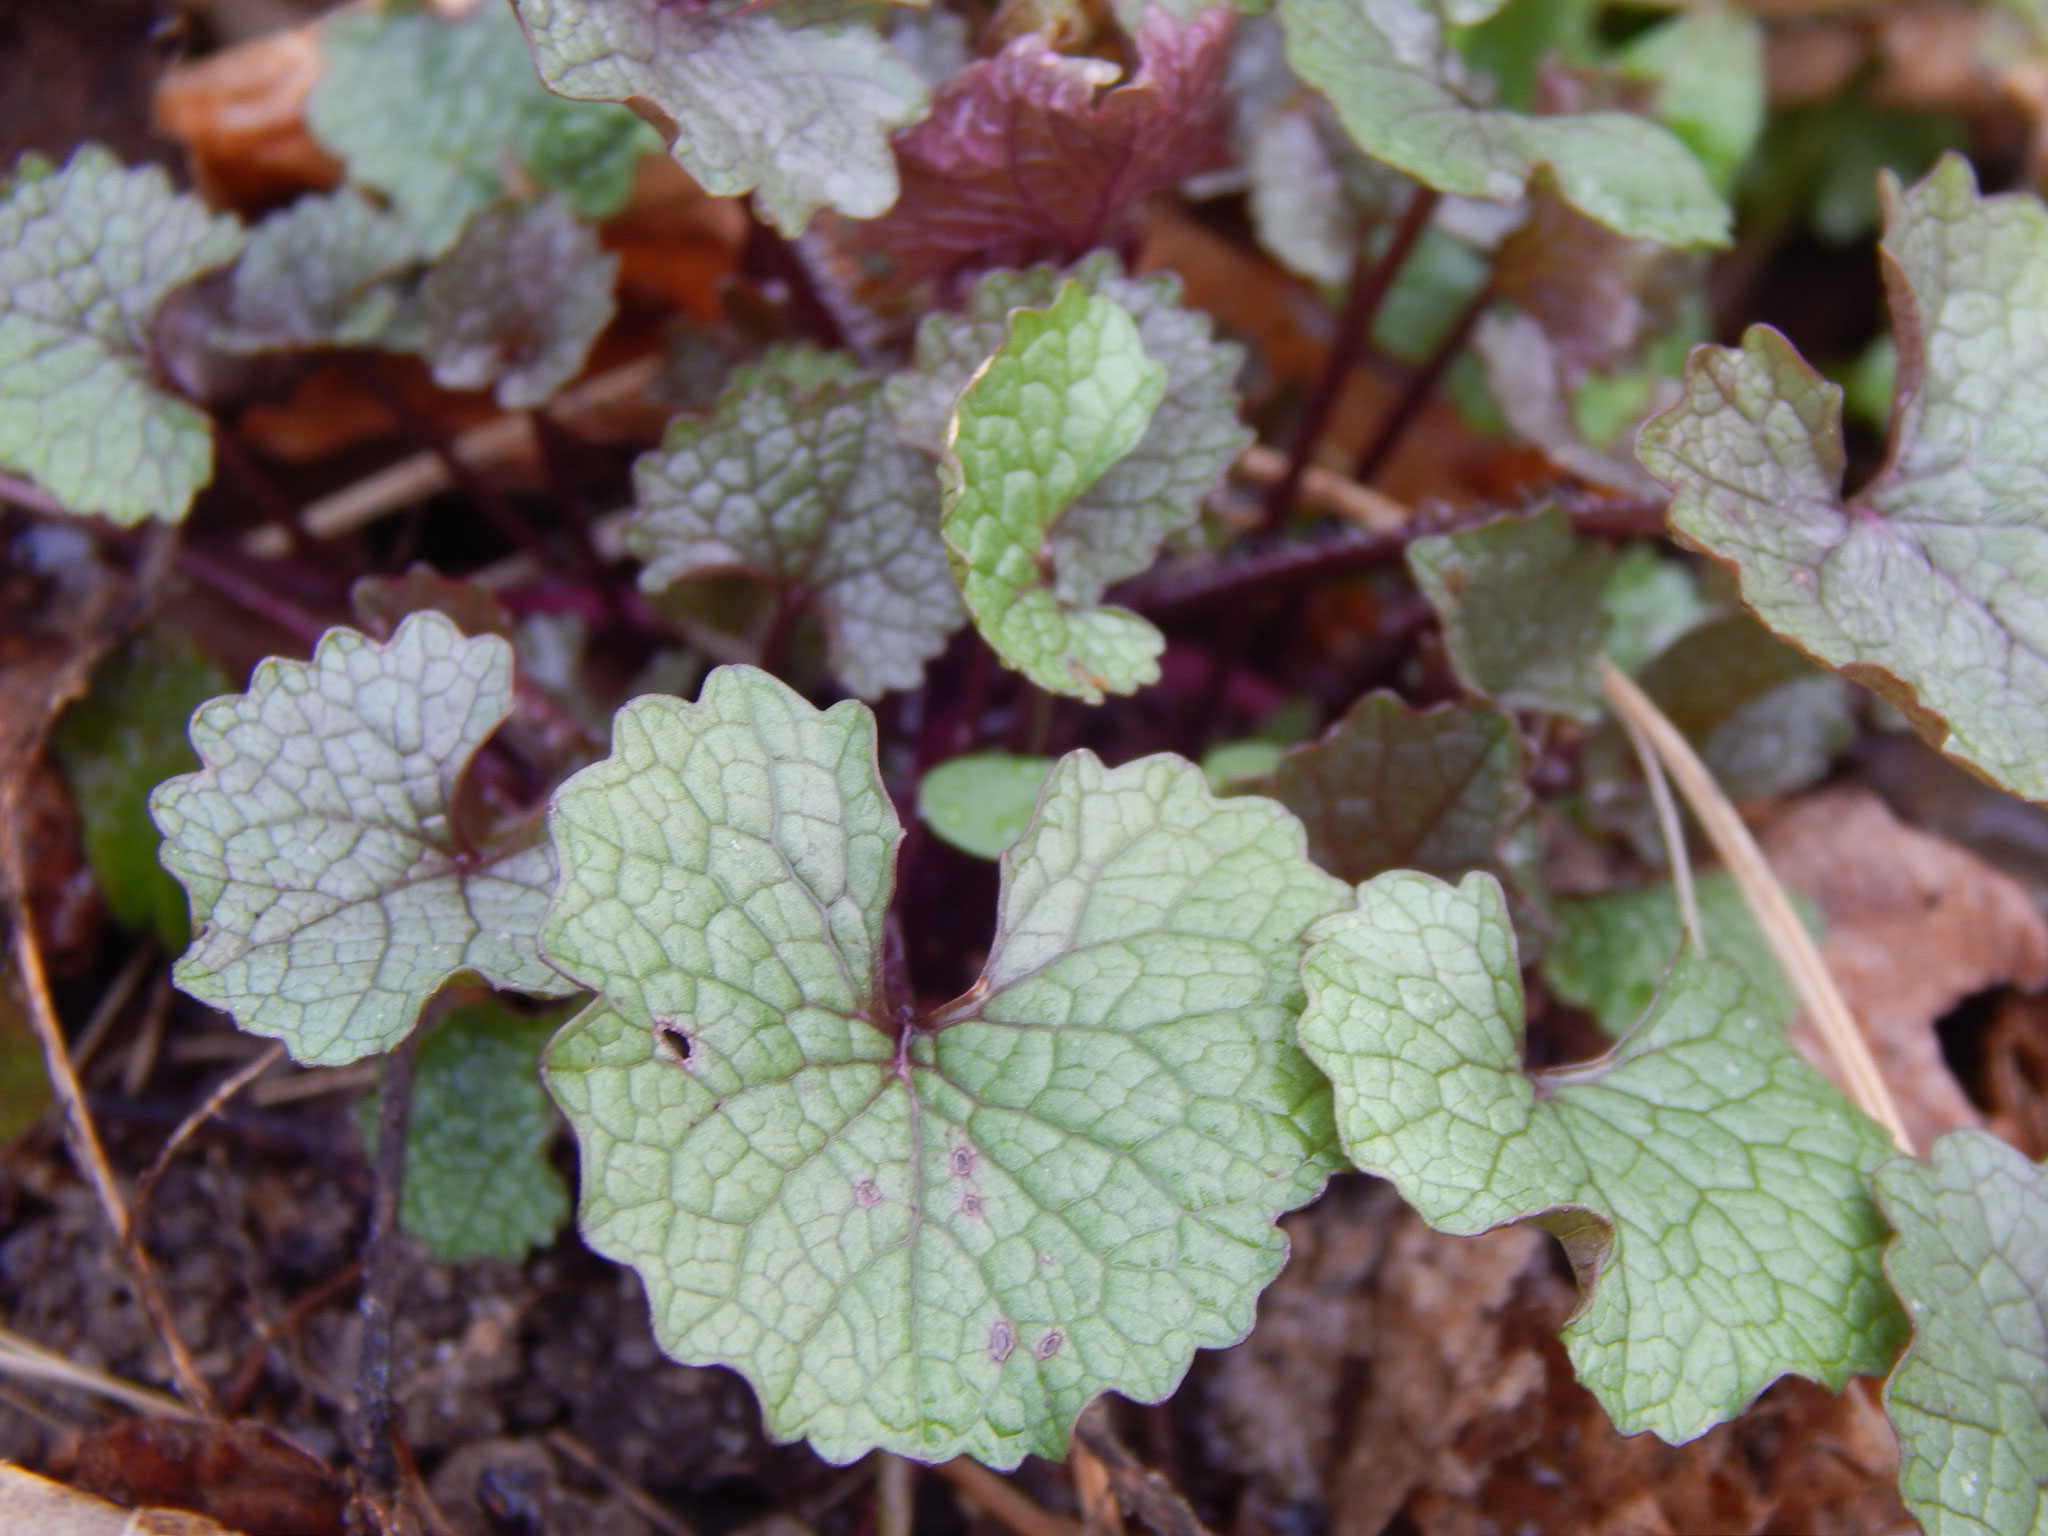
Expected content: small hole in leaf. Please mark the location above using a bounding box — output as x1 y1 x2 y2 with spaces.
655 1023 694 1066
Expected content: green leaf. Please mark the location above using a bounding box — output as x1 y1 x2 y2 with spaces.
1640 156 2048 802
308 1 651 255
1614 6 1765 196
0 972 52 1145
518 92 664 223
367 1001 575 1263
1202 739 1287 792
892 254 1252 596
222 189 423 354
1243 96 1393 290
1628 613 1853 803
1407 506 1614 720
418 197 617 409
0 145 244 524
626 347 963 699
1297 870 1909 1441
540 666 1349 1464
1269 692 1528 887
1543 872 1818 1037
1601 544 1710 675
916 753 1053 860
1475 312 1667 496
1276 0 1729 247
53 632 229 950
151 612 575 1067
1876 1130 2048 1536
939 280 1171 702
510 0 928 235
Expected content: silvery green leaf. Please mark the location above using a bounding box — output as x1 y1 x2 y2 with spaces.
627 348 962 699
1298 870 1908 1442
223 188 422 353
151 612 574 1067
510 0 928 235
418 197 617 409
1407 506 1615 721
1639 155 2048 803
0 146 244 523
309 1 652 255
540 667 1349 1463
1877 1130 2048 1536
1277 0 1729 247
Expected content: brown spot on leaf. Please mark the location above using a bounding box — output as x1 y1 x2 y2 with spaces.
950 1145 976 1178
854 1178 883 1209
958 1191 985 1221
989 1320 1016 1364
1034 1329 1065 1362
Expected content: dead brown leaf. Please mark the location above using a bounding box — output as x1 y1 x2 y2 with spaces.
154 23 341 213
1 1461 243 1535
1205 1180 1916 1536
1982 992 2048 1159
1760 787 2048 1150
71 1419 345 1536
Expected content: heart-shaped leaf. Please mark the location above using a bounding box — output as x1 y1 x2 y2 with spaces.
540 665 1349 1464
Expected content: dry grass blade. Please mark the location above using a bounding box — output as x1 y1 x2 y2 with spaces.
545 1429 697 1536
0 1325 200 1421
1599 658 1914 1154
1615 709 1704 956
131 1041 287 1219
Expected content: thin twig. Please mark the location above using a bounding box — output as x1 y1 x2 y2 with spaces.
1599 659 1913 1153
1234 444 1410 534
352 1026 424 1497
247 1060 382 1108
933 1458 1080 1536
1260 187 1440 534
7 905 220 1414
222 1259 366 1416
69 940 157 1076
118 971 172 1099
1352 281 1494 485
342 358 559 569
546 1428 699 1536
876 1451 917 1536
0 468 67 517
1071 1409 1215 1536
1616 710 1703 956
243 356 661 556
0 1324 201 1421
131 1042 287 1221
1122 498 1668 618
176 545 330 648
